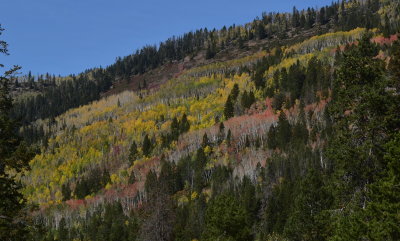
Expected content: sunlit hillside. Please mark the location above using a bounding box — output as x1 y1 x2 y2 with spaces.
1 0 399 240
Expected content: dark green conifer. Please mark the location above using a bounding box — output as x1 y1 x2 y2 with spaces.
142 134 152 157
224 95 234 119
179 113 190 133
230 83 240 101
61 183 71 201
201 133 210 148
128 141 138 164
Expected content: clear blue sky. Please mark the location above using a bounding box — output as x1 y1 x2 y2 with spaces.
1 0 333 76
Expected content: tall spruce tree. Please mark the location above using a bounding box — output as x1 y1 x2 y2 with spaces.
0 24 34 240
202 193 252 241
224 95 234 119
142 134 152 157
128 141 138 164
327 34 400 240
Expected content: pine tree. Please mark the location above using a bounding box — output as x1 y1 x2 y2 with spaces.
202 193 251 241
128 172 136 184
141 168 175 241
218 122 225 144
276 112 291 148
194 147 207 191
224 95 234 119
58 218 68 241
144 170 158 197
226 129 232 145
128 141 138 164
328 34 400 240
362 133 400 240
75 178 89 199
389 40 400 82
284 168 333 241
219 122 225 132
292 7 300 28
267 125 277 150
230 83 240 101
292 107 308 145
179 113 190 133
248 91 256 108
253 65 266 89
102 169 111 187
241 90 249 109
201 133 210 148
142 134 152 157
0 25 33 240
357 40 400 241
61 183 71 201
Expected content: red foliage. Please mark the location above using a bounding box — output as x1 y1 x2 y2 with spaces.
332 34 399 55
372 34 398 45
66 199 86 210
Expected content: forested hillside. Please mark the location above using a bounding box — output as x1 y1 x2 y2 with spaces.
10 0 399 145
1 0 400 241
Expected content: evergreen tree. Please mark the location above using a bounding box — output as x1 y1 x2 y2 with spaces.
224 95 234 119
218 122 225 144
226 129 232 145
267 125 277 150
253 65 266 89
261 177 295 237
128 171 136 184
389 40 400 82
230 83 240 101
201 133 210 148
171 117 179 139
61 183 71 201
240 90 256 110
0 25 33 240
159 160 181 195
144 170 158 197
75 178 89 199
328 34 400 240
179 113 190 133
141 168 175 241
292 107 309 145
128 141 138 164
284 169 333 241
58 218 68 241
248 91 256 108
276 112 291 148
363 133 400 240
272 92 285 111
241 90 249 109
142 134 152 157
292 7 300 28
202 193 251 241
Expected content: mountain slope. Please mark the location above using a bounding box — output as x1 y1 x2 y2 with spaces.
14 0 400 240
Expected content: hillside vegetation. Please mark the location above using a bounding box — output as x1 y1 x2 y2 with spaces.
1 0 400 241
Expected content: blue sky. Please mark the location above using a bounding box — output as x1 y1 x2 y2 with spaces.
1 0 333 76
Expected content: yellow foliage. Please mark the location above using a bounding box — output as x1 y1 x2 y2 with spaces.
177 195 189 205
285 28 369 55
23 38 272 206
191 191 198 200
110 174 120 184
204 146 212 155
